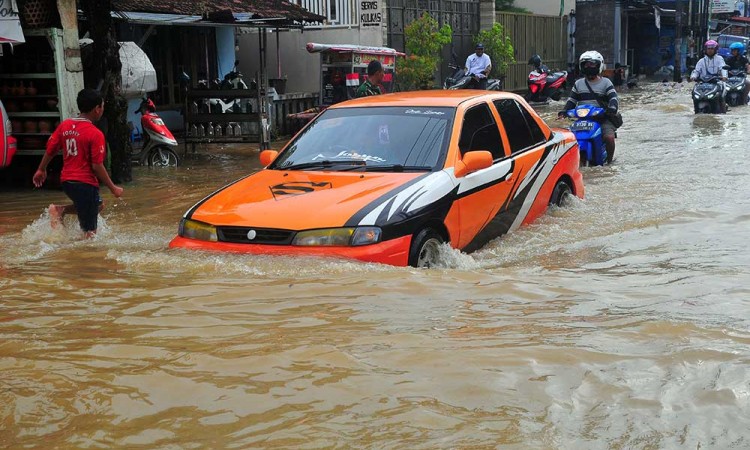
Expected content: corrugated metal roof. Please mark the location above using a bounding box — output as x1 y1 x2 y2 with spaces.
111 0 325 24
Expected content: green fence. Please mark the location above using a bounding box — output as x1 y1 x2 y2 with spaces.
494 12 569 91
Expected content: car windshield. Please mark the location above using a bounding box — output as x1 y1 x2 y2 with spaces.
271 106 455 171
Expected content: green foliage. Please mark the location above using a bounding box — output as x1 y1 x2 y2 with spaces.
495 0 530 13
398 13 452 90
474 23 516 77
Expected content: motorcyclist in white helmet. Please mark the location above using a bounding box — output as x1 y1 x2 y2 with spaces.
559 51 620 164
690 39 728 113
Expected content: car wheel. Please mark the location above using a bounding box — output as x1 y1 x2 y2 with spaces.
148 146 179 167
408 228 445 268
550 180 572 207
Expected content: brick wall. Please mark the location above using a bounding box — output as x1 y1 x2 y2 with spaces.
575 0 615 65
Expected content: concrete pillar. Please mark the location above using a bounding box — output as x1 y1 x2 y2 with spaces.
614 0 622 64
480 0 494 31
55 0 84 120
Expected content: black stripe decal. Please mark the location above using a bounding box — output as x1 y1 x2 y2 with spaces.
344 172 433 227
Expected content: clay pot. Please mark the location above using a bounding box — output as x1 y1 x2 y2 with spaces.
26 82 37 96
11 83 23 96
0 84 10 96
38 120 51 133
24 120 38 133
4 101 19 112
25 138 44 149
10 120 22 132
46 98 58 110
21 100 36 112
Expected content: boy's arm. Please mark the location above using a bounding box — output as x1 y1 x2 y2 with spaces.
32 127 62 187
91 163 123 197
90 130 123 197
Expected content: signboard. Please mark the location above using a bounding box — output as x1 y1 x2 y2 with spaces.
0 0 24 44
710 0 734 13
359 0 382 27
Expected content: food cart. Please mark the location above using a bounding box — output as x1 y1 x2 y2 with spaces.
287 43 405 129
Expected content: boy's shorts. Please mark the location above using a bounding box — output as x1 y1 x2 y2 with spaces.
601 120 617 138
62 181 102 232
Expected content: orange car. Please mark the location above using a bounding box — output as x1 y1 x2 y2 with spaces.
170 91 584 267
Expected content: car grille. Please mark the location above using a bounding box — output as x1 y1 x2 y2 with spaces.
217 227 295 245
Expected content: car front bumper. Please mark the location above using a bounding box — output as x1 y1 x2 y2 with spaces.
169 235 412 266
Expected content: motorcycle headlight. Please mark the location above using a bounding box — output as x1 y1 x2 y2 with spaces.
150 118 165 126
292 227 381 246
576 108 590 118
693 93 700 99
707 93 716 99
179 218 218 242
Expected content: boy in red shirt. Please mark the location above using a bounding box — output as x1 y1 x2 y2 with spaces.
32 89 124 237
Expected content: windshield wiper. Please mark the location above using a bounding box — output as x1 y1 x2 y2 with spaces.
363 164 432 172
276 160 366 171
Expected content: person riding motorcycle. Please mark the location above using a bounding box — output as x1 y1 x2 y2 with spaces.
528 54 549 74
464 43 492 90
558 50 620 164
690 40 728 112
725 41 750 103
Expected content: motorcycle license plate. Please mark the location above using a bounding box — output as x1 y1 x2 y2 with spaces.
571 121 595 132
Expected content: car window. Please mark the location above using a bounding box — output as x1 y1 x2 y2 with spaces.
493 99 545 154
457 103 505 160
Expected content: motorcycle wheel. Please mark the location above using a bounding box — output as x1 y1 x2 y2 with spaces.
148 147 179 167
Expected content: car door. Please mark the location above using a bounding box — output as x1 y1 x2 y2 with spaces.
452 101 517 251
492 98 552 233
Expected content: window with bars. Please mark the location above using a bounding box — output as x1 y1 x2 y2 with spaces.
296 0 360 25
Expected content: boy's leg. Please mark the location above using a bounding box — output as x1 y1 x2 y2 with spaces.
602 121 617 164
61 181 100 237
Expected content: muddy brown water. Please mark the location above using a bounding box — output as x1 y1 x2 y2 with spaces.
1 85 750 449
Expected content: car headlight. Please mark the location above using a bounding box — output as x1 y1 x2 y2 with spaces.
179 218 218 242
292 227 381 246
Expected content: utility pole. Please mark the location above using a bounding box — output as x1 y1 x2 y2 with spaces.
674 0 684 82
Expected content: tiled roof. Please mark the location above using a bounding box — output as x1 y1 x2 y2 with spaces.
112 0 325 23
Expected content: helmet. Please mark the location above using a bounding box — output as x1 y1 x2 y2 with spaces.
704 39 719 50
528 54 542 68
730 42 745 54
579 50 604 76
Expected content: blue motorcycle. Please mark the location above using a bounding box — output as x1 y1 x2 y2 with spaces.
565 104 608 166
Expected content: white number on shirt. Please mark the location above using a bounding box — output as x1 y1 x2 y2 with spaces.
65 138 78 157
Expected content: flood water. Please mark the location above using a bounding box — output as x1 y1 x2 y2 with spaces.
1 84 750 448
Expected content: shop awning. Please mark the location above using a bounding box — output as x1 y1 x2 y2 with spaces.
306 43 406 56
111 0 325 26
0 0 24 44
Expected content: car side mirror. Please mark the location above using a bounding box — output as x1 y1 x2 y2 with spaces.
260 150 279 167
454 150 493 178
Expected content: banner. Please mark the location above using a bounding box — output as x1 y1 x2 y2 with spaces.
0 0 24 44
710 0 734 13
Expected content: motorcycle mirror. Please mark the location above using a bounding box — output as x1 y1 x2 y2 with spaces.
722 65 730 70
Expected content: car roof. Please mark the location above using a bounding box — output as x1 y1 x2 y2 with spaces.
329 90 521 109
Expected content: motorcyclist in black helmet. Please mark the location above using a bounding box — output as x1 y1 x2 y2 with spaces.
528 54 549 74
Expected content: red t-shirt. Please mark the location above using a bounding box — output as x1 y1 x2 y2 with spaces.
45 118 106 187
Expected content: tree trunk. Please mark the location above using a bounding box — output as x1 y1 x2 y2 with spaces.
81 0 132 182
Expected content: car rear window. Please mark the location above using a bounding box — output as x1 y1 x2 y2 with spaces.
493 99 547 154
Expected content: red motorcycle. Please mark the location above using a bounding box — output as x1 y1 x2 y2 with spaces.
131 97 179 167
526 68 568 103
0 100 17 169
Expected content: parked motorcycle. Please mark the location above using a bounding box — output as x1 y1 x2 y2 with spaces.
443 63 503 91
725 68 748 107
525 68 568 103
565 104 608 167
131 97 179 167
196 61 254 114
692 76 725 114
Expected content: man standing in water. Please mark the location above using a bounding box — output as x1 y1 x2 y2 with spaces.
559 50 621 164
32 89 123 237
355 60 385 98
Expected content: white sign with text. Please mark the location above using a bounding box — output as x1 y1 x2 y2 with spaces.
0 0 24 43
710 0 734 13
359 0 382 27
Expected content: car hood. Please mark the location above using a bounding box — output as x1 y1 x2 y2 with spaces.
190 169 429 229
